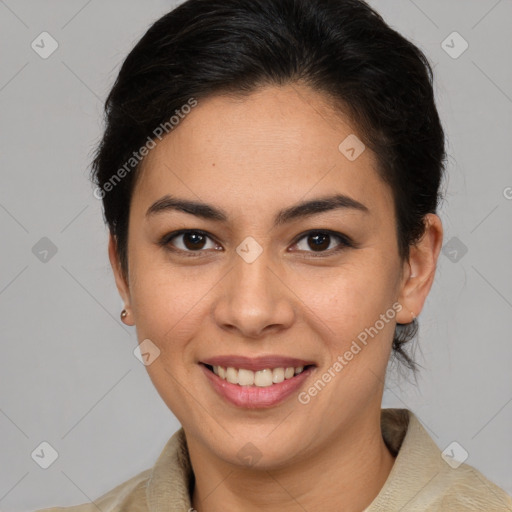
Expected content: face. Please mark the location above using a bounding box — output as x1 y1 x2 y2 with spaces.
110 84 439 468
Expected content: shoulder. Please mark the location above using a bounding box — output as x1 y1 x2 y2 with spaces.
433 461 512 511
32 428 192 512
368 409 512 511
33 468 152 512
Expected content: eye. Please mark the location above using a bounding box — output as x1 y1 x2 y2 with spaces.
291 230 353 255
161 229 221 254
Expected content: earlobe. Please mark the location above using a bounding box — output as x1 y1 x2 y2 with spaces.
395 214 443 324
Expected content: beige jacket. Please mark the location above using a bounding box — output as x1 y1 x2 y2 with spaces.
36 408 512 511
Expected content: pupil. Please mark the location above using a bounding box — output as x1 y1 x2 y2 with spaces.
184 233 205 250
309 233 329 251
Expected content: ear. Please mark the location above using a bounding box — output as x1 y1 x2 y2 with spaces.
108 232 134 326
395 213 443 324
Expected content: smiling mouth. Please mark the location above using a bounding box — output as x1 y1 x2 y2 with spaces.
202 363 316 388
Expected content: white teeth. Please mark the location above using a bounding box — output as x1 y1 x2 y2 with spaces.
226 367 238 384
284 367 295 379
272 367 285 383
238 368 254 386
254 369 273 387
211 365 308 387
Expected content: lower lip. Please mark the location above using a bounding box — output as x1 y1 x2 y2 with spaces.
200 364 315 409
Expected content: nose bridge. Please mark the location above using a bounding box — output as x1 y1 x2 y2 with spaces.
213 239 295 337
235 245 273 297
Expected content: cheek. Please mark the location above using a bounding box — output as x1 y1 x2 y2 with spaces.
128 258 212 356
292 258 399 352
129 267 207 417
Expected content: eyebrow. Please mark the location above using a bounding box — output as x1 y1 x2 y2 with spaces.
146 193 369 226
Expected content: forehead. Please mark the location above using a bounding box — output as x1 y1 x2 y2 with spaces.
133 84 393 220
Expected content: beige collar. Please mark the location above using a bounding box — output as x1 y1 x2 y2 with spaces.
145 408 509 511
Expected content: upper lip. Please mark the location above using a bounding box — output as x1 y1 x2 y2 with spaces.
201 355 316 372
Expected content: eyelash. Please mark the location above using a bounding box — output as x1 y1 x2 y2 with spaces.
158 229 356 258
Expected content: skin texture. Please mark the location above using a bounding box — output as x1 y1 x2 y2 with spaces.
109 84 443 512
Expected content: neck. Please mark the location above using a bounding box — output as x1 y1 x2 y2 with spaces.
188 408 396 512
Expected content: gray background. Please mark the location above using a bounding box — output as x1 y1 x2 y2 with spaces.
0 0 511 510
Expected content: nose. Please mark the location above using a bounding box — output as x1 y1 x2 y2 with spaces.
212 249 296 339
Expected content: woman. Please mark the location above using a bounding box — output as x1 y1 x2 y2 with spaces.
38 0 512 510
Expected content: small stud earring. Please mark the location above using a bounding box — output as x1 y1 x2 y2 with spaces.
120 309 128 321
